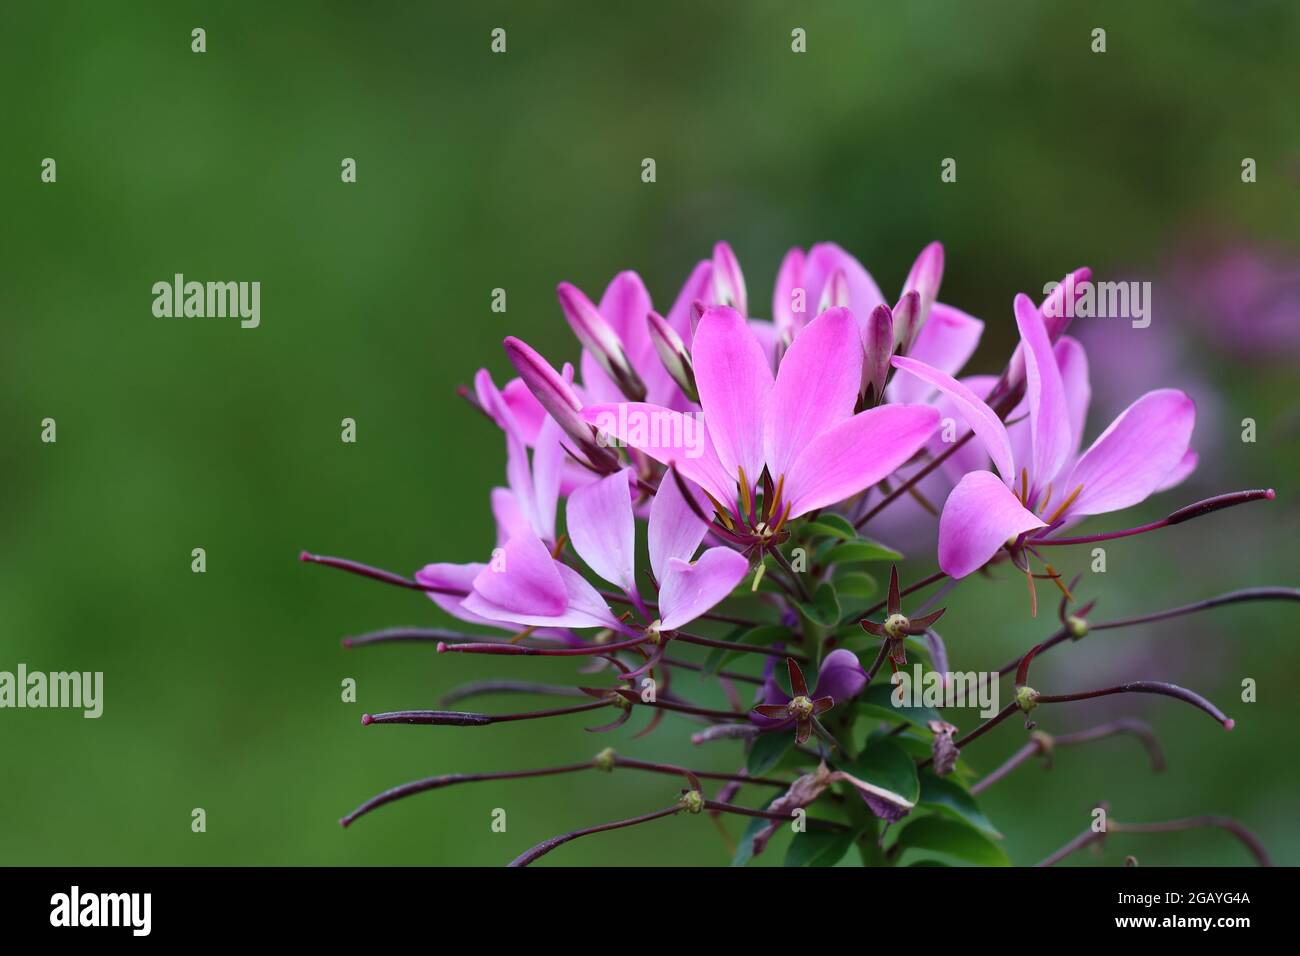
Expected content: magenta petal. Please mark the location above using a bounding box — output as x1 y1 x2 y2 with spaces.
501 377 547 446
712 241 748 315
469 533 568 617
692 306 773 482
782 404 940 519
657 548 750 631
583 402 734 507
647 471 709 583
415 561 493 626
804 242 885 321
886 302 983 405
566 468 637 592
891 355 1015 483
938 471 1047 578
1064 389 1196 517
764 306 861 480
1014 293 1073 488
813 648 867 703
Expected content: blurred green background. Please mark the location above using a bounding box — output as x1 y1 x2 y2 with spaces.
2 0 1298 867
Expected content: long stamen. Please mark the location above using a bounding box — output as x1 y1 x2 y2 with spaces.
1043 483 1082 527
436 634 649 656
737 466 754 525
300 551 464 596
1036 488 1276 546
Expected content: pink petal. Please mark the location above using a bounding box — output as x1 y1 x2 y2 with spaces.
648 471 709 583
891 356 1015 483
712 241 748 315
934 374 1000 482
583 402 734 507
658 548 750 631
803 243 885 321
764 306 861 480
530 417 564 543
813 648 867 703
938 471 1047 579
463 562 620 630
1014 293 1073 488
667 259 715 343
469 533 568 617
501 377 547 446
782 404 940 518
773 247 807 338
490 487 530 547
566 468 637 592
415 561 493 626
886 301 983 405
693 306 772 483
1064 389 1196 517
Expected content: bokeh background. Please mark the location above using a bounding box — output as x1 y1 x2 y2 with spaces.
2 0 1298 866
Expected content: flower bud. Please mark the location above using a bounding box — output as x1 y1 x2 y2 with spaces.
503 335 620 472
899 241 944 350
862 303 895 404
647 309 698 403
712 241 747 316
556 282 646 401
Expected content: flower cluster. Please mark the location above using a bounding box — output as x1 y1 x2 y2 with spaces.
305 240 1289 867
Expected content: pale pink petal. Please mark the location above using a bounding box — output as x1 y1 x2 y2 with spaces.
462 562 620 630
891 356 1015 483
748 319 779 373
712 241 748 315
501 377 547 446
490 487 530 547
415 561 493 626
530 416 564 543
658 548 750 631
693 306 772 483
567 469 637 592
1156 449 1198 492
782 405 940 518
583 402 734 507
1014 293 1073 488
469 533 567 617
648 471 709 583
935 374 999 482
1064 389 1196 517
886 302 983 405
938 471 1046 579
1054 336 1091 463
764 306 862 480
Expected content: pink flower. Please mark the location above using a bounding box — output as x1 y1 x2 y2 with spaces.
460 467 749 633
893 294 1196 578
583 305 940 524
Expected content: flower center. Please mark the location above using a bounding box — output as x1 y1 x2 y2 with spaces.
883 612 910 641
789 695 814 719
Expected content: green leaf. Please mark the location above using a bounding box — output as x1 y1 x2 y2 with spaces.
832 570 877 600
918 773 1002 840
802 514 858 540
857 682 941 729
892 815 1010 866
701 624 791 674
747 731 793 776
826 539 903 565
794 581 841 627
784 827 860 867
845 737 919 804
